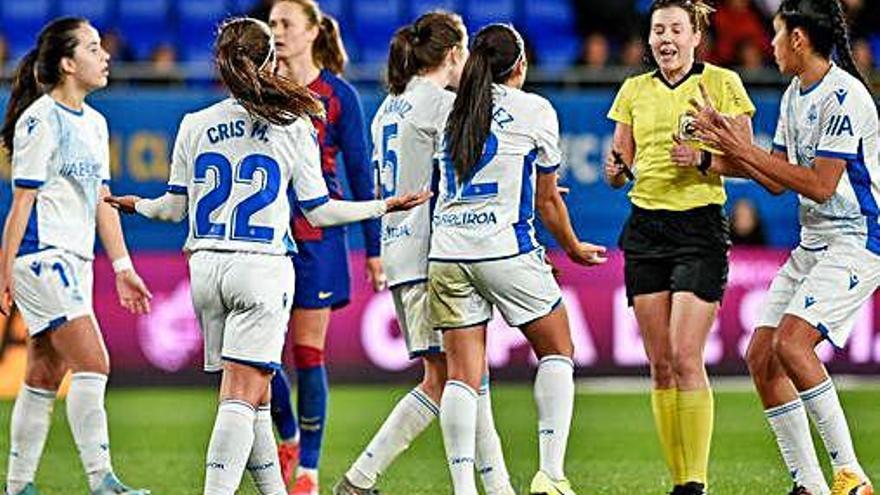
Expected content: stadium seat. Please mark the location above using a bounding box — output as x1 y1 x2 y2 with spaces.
523 0 579 70
0 0 52 59
464 0 517 32
408 0 462 19
318 0 346 21
351 0 403 64
230 0 260 15
175 0 232 61
58 0 115 30
117 0 173 59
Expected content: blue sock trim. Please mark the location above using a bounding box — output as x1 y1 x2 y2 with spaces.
23 385 57 399
799 379 834 402
409 389 439 416
446 380 478 399
765 399 804 419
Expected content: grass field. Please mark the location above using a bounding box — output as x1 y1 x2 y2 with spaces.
1 384 878 494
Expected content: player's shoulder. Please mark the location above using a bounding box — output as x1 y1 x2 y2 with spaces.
702 62 744 84
824 66 875 109
617 70 655 93
15 95 58 139
19 94 55 122
322 70 360 102
502 86 557 124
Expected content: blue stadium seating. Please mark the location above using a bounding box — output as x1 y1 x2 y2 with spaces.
117 0 172 59
1 0 53 59
351 0 403 63
58 0 114 30
523 0 579 70
175 0 233 61
464 0 517 32
408 0 462 19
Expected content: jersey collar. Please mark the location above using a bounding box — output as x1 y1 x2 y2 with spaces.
652 62 705 90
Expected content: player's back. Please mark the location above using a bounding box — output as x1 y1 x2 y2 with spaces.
169 98 324 256
430 85 562 262
373 76 454 286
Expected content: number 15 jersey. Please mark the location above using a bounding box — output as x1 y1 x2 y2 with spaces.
430 85 562 262
167 98 330 256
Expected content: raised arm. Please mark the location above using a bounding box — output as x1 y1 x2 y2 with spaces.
605 122 635 189
535 172 606 266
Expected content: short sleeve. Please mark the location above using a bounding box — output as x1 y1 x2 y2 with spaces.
290 121 330 210
816 86 864 161
11 111 56 188
166 114 191 195
772 90 789 154
533 99 562 174
607 77 636 125
718 71 756 117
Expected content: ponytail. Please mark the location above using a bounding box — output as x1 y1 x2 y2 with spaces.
445 24 523 182
826 0 871 91
387 11 466 95
2 50 41 152
2 16 87 153
313 14 347 75
217 18 323 126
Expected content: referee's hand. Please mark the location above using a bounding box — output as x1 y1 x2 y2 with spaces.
567 242 607 266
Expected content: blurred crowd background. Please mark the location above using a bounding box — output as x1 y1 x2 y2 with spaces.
0 0 877 87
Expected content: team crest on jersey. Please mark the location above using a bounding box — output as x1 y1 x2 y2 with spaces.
834 88 848 105
25 116 39 135
807 104 818 125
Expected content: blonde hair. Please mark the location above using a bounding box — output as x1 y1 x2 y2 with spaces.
650 0 716 32
274 0 348 74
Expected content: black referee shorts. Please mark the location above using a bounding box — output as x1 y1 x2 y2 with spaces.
619 204 730 305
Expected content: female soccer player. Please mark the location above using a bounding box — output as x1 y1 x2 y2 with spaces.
0 17 152 495
431 23 606 495
106 18 428 495
690 1 877 494
604 2 756 494
267 2 382 491
333 12 513 495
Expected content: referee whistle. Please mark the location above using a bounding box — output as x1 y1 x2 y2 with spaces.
612 150 635 181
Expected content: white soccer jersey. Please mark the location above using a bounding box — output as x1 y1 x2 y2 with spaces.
167 98 329 255
12 95 110 260
773 64 880 252
429 85 562 261
372 77 454 286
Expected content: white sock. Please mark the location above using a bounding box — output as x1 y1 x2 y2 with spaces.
204 400 256 495
765 399 829 495
534 355 574 481
475 378 513 495
66 372 112 490
247 405 286 495
440 380 479 495
346 387 437 489
800 379 866 479
6 385 56 494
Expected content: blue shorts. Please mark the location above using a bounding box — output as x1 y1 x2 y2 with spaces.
293 234 351 310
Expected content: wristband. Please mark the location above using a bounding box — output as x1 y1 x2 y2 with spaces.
112 256 133 273
697 150 712 175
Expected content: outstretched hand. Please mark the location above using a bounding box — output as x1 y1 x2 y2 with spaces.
567 241 608 266
104 195 141 214
688 83 751 154
385 190 432 213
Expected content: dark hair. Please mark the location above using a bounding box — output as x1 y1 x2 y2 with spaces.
445 24 523 181
778 0 870 90
649 0 715 33
2 17 88 152
216 18 323 126
387 11 466 95
276 0 348 75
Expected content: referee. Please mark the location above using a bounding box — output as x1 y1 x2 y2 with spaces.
605 1 755 494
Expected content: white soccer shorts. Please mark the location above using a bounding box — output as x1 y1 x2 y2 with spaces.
428 249 563 330
188 250 295 372
392 281 442 358
13 248 93 336
756 241 880 348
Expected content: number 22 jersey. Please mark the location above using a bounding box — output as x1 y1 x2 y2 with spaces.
430 85 562 262
167 98 330 255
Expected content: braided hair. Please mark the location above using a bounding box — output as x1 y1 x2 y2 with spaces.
778 0 871 91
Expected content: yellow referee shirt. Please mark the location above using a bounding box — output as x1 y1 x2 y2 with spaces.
607 63 755 211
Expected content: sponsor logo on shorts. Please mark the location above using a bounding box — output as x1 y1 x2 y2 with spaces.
805 295 817 308
849 273 860 290
318 291 333 300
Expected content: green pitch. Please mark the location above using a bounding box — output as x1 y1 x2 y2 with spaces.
1 385 878 494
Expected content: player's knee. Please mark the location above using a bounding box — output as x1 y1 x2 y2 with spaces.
671 349 704 382
649 360 676 388
746 336 773 379
772 329 800 369
24 366 63 392
293 344 324 369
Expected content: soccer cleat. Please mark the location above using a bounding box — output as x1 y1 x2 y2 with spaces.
669 486 686 495
6 483 40 495
278 442 300 486
529 471 576 495
830 469 873 495
679 482 707 495
331 476 380 494
90 473 151 495
788 485 813 495
290 471 319 495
